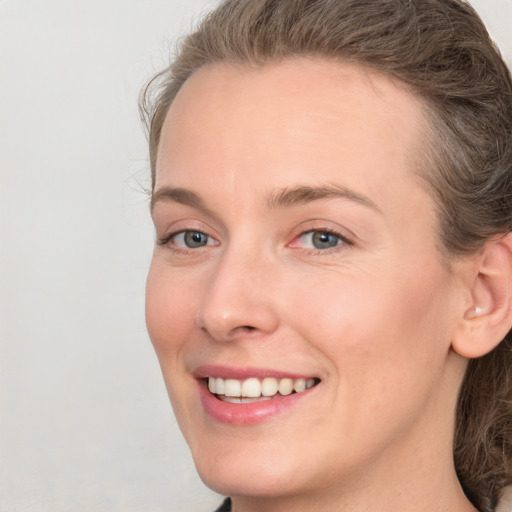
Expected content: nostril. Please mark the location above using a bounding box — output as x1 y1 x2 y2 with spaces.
197 298 280 340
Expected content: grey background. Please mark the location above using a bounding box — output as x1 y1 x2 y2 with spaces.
0 1 511 510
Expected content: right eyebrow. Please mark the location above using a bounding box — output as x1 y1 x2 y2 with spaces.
267 184 382 213
151 186 208 214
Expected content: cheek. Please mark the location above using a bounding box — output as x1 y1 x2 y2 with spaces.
286 264 454 400
145 263 201 432
283 268 457 461
145 262 197 360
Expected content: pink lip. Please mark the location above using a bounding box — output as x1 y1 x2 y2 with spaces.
194 365 319 426
194 364 313 380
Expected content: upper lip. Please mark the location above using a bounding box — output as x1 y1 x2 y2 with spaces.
193 364 319 381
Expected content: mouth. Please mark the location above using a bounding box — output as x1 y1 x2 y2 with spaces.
206 376 321 404
195 365 322 424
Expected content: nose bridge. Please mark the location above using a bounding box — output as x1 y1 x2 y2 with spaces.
196 239 279 341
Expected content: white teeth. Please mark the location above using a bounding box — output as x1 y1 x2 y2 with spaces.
278 378 294 396
294 378 306 393
241 378 261 398
224 379 241 397
215 377 225 395
261 377 278 397
221 396 272 404
207 376 318 399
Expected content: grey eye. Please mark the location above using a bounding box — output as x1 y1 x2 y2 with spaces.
298 231 343 249
311 231 341 249
174 231 211 248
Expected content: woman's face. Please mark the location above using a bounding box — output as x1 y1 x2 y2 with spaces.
146 60 469 500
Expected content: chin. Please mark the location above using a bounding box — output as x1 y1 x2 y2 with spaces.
190 442 308 499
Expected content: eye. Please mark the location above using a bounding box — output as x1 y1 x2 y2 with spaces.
172 230 215 249
298 230 346 250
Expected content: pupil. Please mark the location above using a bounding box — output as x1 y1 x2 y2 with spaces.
313 231 338 249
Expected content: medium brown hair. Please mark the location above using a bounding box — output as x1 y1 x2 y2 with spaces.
140 1 512 510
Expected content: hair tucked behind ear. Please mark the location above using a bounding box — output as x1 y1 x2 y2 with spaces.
140 1 512 509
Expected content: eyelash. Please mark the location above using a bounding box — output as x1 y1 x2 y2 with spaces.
158 226 352 257
157 229 216 253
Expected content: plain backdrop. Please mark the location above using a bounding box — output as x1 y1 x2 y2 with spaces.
0 1 511 511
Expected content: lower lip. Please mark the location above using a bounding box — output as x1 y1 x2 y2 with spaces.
198 380 315 425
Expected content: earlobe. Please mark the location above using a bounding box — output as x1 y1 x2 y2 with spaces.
452 233 512 359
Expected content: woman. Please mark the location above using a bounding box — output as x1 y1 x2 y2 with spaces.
141 1 512 511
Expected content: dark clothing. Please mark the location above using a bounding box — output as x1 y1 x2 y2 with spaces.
212 494 512 511
214 498 231 512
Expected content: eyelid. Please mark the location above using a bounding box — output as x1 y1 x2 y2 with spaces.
158 228 219 247
155 217 221 253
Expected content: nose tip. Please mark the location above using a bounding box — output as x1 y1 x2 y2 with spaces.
196 262 280 342
198 308 278 341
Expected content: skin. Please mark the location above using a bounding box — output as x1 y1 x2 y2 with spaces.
146 59 478 512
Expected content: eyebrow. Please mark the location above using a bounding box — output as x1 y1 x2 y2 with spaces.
151 187 210 214
267 184 381 213
151 183 381 214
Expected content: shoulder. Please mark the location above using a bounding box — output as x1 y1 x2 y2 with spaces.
497 486 512 512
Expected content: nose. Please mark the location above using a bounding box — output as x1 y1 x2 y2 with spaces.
196 248 280 342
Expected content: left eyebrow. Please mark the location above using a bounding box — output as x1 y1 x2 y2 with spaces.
267 184 382 213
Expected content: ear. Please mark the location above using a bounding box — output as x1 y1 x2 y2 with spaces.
452 233 512 359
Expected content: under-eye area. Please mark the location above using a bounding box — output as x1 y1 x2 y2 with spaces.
206 377 321 404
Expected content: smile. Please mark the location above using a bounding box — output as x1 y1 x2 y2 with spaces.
207 376 318 403
195 366 322 424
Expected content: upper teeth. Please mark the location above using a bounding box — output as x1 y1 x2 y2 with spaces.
207 377 316 398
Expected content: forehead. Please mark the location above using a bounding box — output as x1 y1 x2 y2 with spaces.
156 58 429 213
